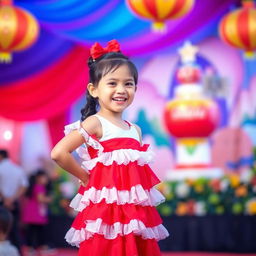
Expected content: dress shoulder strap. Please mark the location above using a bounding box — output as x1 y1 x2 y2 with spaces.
64 120 103 154
129 122 142 144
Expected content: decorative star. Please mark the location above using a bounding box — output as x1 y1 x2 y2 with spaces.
178 41 199 64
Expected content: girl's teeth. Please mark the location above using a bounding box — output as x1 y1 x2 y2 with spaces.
113 98 125 101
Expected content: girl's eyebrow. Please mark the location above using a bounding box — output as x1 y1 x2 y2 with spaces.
106 78 134 81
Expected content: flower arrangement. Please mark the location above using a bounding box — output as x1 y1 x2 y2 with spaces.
157 166 256 216
47 158 256 217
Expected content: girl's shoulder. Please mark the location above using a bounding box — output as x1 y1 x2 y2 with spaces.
64 116 102 140
131 123 141 133
81 115 102 139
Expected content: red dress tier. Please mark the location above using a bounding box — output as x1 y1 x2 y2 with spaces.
64 120 169 256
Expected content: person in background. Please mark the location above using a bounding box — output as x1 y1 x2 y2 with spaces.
22 169 54 256
0 206 20 256
0 149 28 255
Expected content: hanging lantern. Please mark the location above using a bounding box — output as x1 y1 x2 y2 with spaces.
126 0 195 31
0 0 39 63
219 0 256 57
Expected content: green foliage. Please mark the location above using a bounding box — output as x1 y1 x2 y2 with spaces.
49 167 76 216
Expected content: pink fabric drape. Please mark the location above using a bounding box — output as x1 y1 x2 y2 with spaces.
47 111 70 147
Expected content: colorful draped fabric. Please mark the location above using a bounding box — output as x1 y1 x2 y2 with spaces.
0 0 239 149
0 0 239 121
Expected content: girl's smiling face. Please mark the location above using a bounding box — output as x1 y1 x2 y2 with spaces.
89 64 136 115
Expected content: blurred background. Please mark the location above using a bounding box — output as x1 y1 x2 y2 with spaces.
0 0 256 255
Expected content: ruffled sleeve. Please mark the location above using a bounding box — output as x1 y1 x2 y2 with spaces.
64 121 104 161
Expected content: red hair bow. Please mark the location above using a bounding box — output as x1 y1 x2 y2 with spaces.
90 39 121 60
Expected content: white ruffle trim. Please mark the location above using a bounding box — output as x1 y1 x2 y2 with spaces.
64 121 104 159
64 121 154 171
65 219 169 247
70 185 165 211
81 148 154 171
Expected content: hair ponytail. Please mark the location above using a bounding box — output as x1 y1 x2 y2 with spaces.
80 90 98 121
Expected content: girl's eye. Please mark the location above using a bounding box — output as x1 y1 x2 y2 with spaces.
125 82 134 86
108 82 116 86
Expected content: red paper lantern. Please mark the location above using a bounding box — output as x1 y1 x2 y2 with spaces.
219 0 256 56
126 0 195 31
164 98 220 138
0 0 39 62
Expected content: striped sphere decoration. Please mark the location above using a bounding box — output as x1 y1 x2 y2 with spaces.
219 0 256 57
0 0 39 63
126 0 194 31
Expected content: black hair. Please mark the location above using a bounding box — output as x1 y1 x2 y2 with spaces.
80 52 138 121
0 149 9 159
0 206 13 235
26 169 48 198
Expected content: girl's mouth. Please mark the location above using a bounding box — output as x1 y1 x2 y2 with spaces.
112 97 127 102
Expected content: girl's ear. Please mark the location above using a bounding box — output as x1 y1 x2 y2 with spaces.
87 83 98 98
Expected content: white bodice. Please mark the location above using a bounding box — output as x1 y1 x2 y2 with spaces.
94 114 140 142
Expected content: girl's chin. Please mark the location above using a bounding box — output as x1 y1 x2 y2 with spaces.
110 105 129 113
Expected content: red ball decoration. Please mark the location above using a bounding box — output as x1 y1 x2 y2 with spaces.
164 98 220 138
176 65 202 84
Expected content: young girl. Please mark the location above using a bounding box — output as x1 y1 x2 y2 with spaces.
22 170 52 255
51 39 169 256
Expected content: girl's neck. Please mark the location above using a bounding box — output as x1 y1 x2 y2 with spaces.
97 110 130 129
97 109 123 121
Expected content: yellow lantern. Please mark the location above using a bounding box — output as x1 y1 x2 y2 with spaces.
126 0 194 31
0 0 39 63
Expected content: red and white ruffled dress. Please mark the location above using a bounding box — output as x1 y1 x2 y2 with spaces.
64 115 169 256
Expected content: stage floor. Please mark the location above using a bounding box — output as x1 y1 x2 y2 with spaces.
23 249 256 256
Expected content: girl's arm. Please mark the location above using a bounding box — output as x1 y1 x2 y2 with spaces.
50 116 102 185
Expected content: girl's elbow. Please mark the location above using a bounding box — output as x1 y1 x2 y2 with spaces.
51 148 61 161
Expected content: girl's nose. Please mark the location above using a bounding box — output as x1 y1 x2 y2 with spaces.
116 84 126 93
